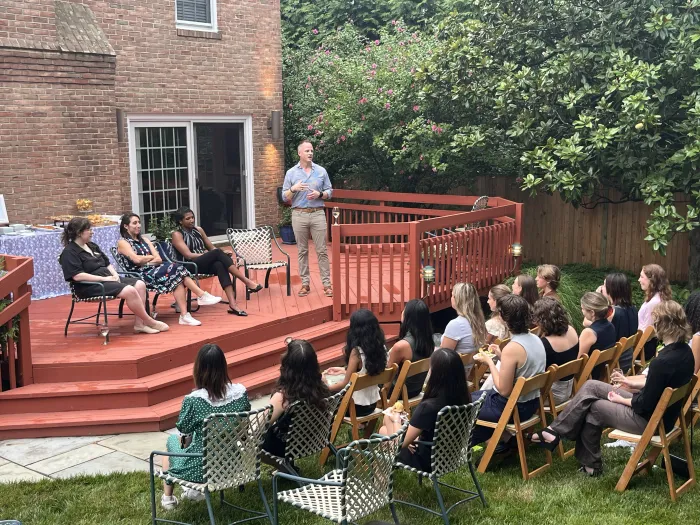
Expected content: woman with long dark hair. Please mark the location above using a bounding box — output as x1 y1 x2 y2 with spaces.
117 213 221 326
59 217 167 334
685 291 700 373
512 274 539 308
380 348 469 472
388 299 435 398
171 207 261 317
600 272 638 371
324 309 388 416
160 344 249 509
262 338 331 459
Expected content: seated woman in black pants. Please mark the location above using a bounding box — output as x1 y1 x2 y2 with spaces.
59 217 168 334
171 207 262 316
380 348 469 472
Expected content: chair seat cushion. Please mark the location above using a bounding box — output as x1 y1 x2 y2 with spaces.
277 470 349 521
608 427 680 446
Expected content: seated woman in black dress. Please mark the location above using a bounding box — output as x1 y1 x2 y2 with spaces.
117 213 221 327
262 338 330 466
534 297 579 405
171 207 261 317
578 292 617 379
533 300 694 476
599 272 638 372
59 217 168 334
380 348 469 472
387 299 435 400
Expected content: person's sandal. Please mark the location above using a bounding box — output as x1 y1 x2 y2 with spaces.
247 284 263 294
578 465 603 477
298 285 311 297
228 307 248 317
531 428 561 451
324 286 333 297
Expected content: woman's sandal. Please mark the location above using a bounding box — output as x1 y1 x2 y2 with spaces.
228 308 248 317
530 427 561 451
578 465 603 477
247 284 263 293
298 285 311 297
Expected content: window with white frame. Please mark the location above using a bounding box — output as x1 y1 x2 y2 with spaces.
176 0 217 32
134 126 190 232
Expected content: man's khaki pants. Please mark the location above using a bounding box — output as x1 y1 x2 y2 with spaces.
291 209 331 287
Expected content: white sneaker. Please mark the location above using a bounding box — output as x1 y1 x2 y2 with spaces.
181 488 205 502
197 292 222 306
161 494 179 510
179 313 202 326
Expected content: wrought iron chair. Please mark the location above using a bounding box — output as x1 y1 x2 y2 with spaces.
149 406 273 525
272 426 406 525
261 385 349 479
154 239 222 312
465 195 488 230
392 393 487 525
226 226 291 299
60 255 140 337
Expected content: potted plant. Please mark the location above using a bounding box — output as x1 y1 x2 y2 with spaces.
278 204 296 244
148 215 177 242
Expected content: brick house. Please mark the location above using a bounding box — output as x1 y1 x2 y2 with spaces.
0 0 283 237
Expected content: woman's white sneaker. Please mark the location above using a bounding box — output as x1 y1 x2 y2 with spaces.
179 313 202 326
161 494 179 510
197 292 222 306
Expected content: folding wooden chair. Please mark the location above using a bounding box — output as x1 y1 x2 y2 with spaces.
629 326 656 375
542 357 587 459
388 358 431 413
609 376 697 501
577 343 623 387
319 365 398 465
476 371 553 480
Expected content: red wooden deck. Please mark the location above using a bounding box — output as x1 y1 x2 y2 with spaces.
0 190 522 438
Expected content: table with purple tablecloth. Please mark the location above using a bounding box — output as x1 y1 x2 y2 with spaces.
0 225 120 300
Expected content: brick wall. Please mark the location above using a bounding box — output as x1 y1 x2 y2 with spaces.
1 0 284 228
0 1 57 43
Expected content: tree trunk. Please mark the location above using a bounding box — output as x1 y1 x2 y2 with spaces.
689 227 700 290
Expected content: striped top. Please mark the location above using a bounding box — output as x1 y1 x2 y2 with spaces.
174 227 207 261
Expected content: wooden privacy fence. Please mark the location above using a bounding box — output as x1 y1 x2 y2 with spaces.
0 254 33 390
325 190 522 321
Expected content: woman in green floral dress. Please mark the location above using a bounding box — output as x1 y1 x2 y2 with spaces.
161 343 250 510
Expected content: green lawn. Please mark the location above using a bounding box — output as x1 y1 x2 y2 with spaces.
3 434 700 525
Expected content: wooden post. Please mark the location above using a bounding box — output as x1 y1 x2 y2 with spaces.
332 223 342 321
408 221 421 300
514 202 523 275
16 281 33 386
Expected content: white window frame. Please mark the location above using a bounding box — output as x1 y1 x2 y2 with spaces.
175 0 218 33
127 115 256 240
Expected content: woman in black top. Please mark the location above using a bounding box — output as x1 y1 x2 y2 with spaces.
59 217 168 334
387 299 435 399
534 297 579 405
685 291 700 373
600 273 639 372
533 300 695 476
578 292 617 380
380 348 469 472
171 207 261 317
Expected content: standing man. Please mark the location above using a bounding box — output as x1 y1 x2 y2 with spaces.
282 140 333 297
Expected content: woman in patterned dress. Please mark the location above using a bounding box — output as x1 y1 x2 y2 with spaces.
160 343 251 510
117 213 222 327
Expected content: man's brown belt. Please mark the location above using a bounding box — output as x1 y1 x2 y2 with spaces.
293 208 324 213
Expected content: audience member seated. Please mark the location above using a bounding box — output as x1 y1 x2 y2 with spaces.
160 344 250 510
441 282 487 370
638 264 672 361
387 299 435 399
536 264 562 301
685 291 700 373
59 217 168 334
171 206 261 317
323 309 388 417
470 294 546 447
532 300 695 476
578 292 616 379
534 297 579 405
486 284 511 343
117 213 221 327
512 274 539 309
594 273 638 372
262 338 330 466
380 348 469 472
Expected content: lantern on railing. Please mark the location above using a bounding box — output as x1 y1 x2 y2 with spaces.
422 265 435 284
510 243 523 258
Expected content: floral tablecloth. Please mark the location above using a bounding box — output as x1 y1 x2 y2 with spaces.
0 225 120 300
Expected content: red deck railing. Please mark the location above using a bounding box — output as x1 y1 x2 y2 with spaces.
0 254 33 389
325 190 522 322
